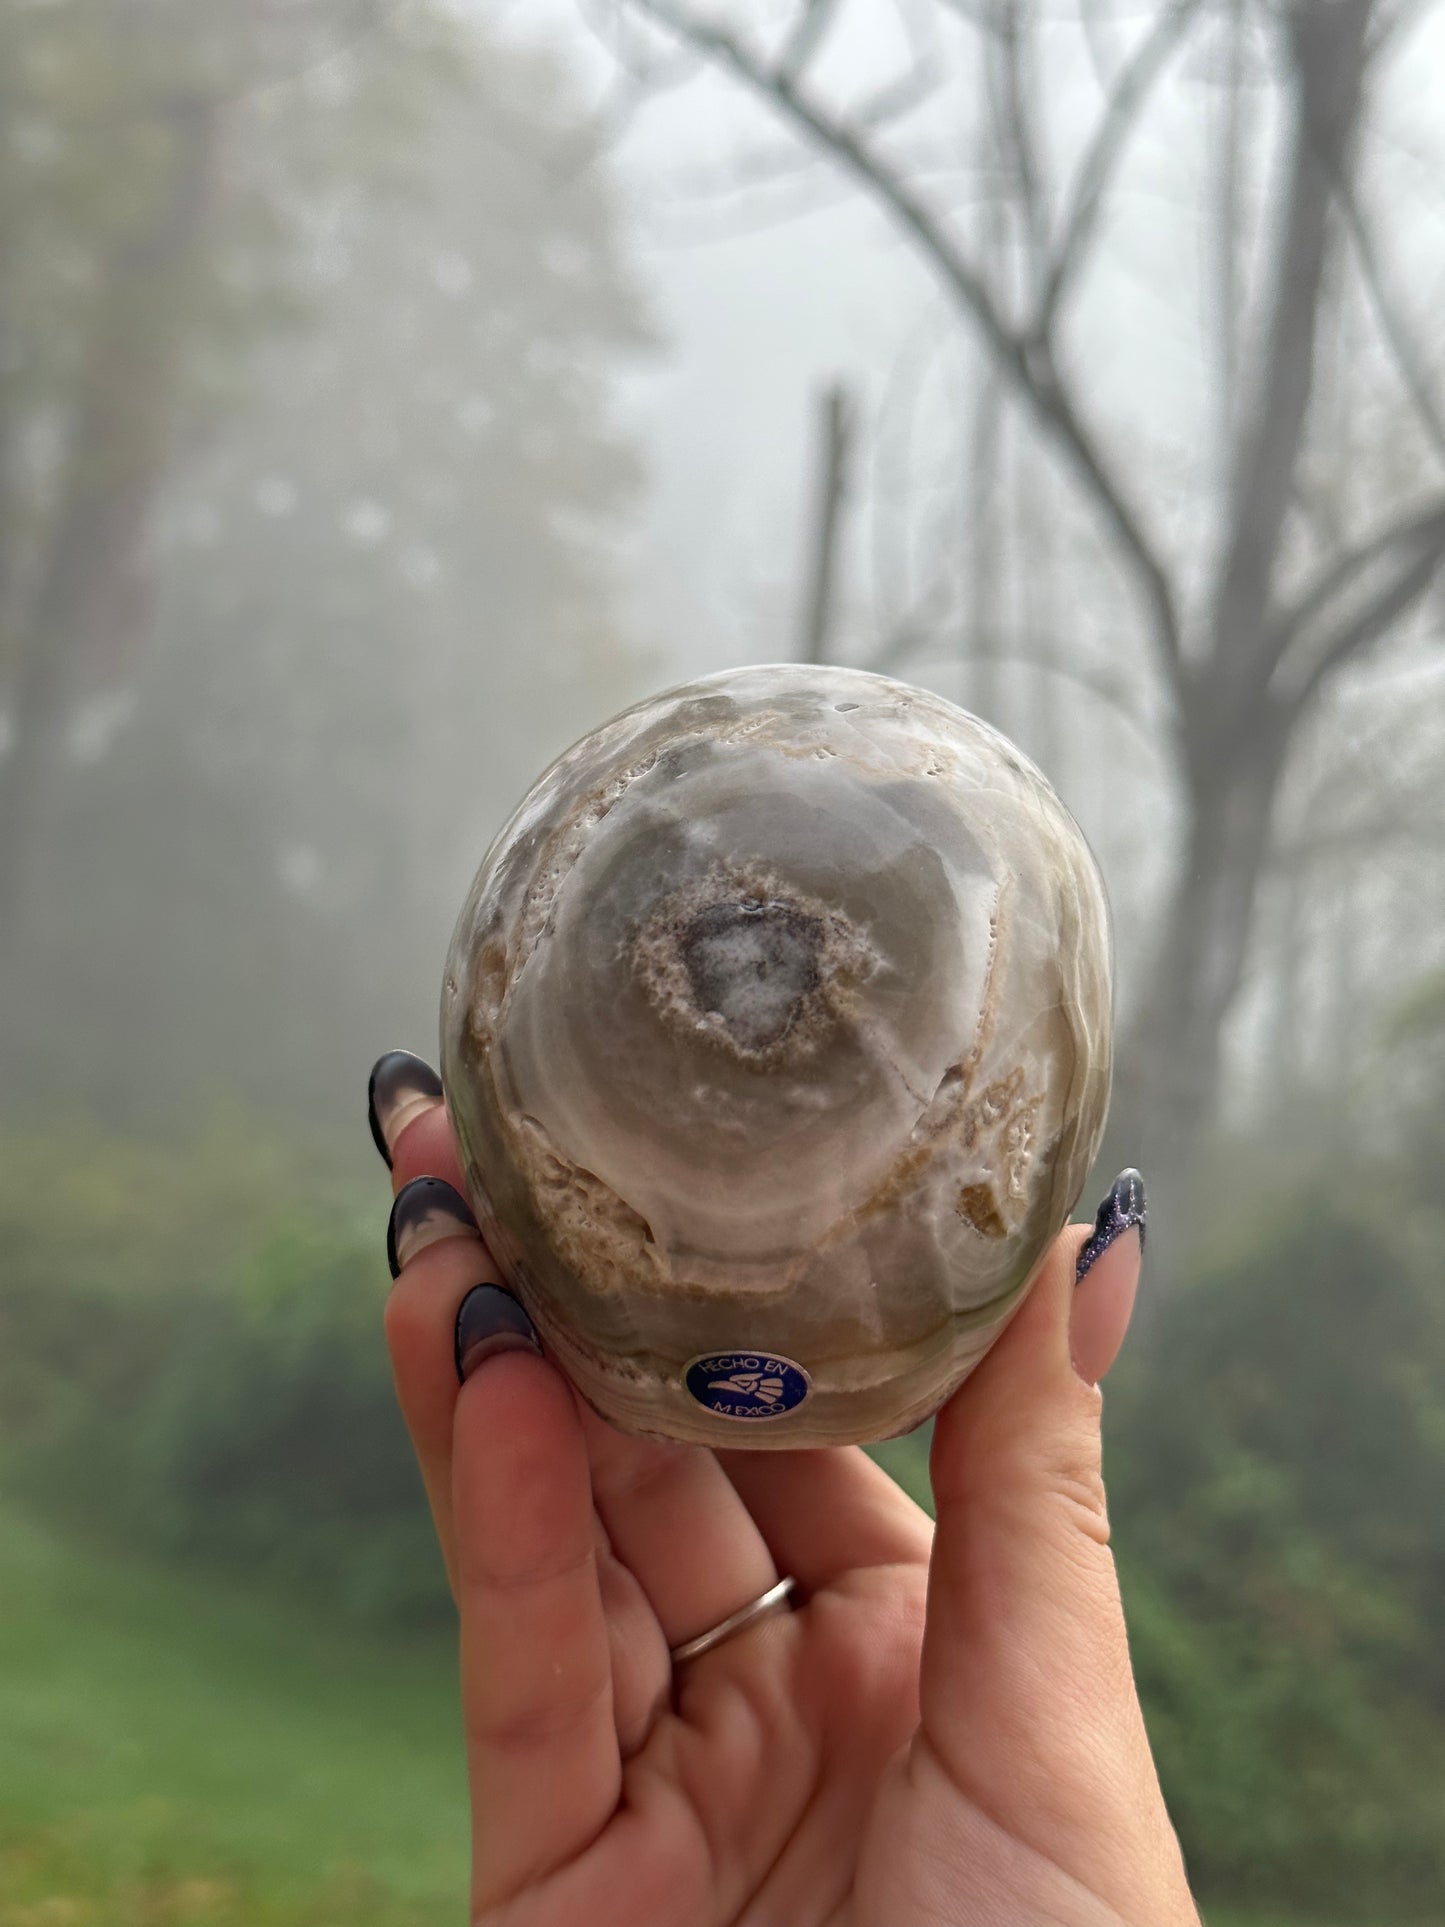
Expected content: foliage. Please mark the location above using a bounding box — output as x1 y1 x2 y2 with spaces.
0 1118 450 1626
1102 1182 1445 1914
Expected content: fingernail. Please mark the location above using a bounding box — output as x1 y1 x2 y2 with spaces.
367 1050 443 1166
455 1284 542 1383
386 1176 479 1279
1071 1169 1145 1386
1075 1167 1146 1284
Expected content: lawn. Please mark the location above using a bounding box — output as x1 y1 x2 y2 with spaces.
0 1498 467 1923
0 1496 1411 1926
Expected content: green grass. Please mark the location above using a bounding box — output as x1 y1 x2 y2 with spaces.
0 1496 1424 1927
0 1498 467 1924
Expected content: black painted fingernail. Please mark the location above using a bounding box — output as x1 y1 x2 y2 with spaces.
386 1176 479 1279
1076 1168 1147 1284
367 1050 443 1166
455 1284 542 1382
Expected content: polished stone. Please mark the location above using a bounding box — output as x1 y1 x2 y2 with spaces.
441 664 1113 1447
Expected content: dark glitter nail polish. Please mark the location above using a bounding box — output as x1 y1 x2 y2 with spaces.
386 1176 478 1279
1076 1168 1147 1284
367 1050 443 1166
455 1284 543 1383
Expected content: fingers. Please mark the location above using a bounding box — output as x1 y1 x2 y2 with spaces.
575 1400 781 1658
453 1347 621 1916
383 1178 504 1594
715 1445 934 1591
918 1170 1176 1905
368 1049 444 1169
921 1206 1133 1761
370 1049 495 1596
371 1053 664 1890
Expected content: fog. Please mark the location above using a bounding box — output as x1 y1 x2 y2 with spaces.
2 2 1443 1919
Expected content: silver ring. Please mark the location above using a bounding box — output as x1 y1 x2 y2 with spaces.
669 1576 798 1667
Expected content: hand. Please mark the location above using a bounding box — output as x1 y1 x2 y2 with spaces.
370 1051 1200 1927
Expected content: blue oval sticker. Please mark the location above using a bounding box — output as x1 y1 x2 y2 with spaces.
684 1351 811 1421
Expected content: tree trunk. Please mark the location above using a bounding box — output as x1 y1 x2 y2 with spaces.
1107 686 1291 1205
0 97 218 955
799 381 852 665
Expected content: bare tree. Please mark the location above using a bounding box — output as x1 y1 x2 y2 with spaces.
0 94 221 950
0 0 416 956
798 380 855 663
598 0 1445 1186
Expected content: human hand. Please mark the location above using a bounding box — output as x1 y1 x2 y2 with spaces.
370 1049 1199 1927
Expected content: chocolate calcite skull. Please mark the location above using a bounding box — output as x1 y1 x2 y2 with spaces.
441 664 1112 1447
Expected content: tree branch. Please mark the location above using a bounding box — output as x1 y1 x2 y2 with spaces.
1270 493 1445 657
779 0 843 84
1330 161 1445 467
1038 0 1201 330
1212 0 1248 453
868 622 1159 746
1210 0 1375 692
1268 813 1445 868
628 0 1186 693
861 0 948 132
854 51 944 132
1078 0 1124 91
1276 499 1445 706
990 2 1049 274
1367 0 1438 60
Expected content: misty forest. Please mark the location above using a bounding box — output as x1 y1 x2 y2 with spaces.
1 1 1443 1922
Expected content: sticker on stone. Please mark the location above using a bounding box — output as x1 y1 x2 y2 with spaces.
684 1351 811 1420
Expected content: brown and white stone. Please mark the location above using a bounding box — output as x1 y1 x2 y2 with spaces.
440 663 1113 1448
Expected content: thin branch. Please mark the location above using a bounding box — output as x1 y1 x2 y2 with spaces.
934 0 996 33
1367 0 1439 60
779 0 843 83
1269 491 1445 663
991 1 1049 275
799 381 855 663
1330 163 1445 467
1038 0 1202 329
1078 0 1124 91
1282 505 1445 707
573 0 703 100
657 137 825 200
868 622 1159 745
1269 810 1445 868
628 0 1186 693
1212 0 1247 447
854 52 945 132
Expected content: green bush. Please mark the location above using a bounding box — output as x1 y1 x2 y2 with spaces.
0 1116 450 1627
1107 1192 1445 1915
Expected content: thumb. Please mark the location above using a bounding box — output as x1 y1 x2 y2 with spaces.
919 1172 1174 1880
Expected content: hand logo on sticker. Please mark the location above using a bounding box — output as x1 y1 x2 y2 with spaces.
708 1371 786 1405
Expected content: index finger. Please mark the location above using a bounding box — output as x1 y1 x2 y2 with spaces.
453 1348 622 1916
389 1098 468 1197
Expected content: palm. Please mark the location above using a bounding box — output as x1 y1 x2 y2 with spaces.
498 1428 929 1927
513 1440 1146 1927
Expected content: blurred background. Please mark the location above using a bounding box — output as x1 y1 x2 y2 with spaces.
1 1 1443 1921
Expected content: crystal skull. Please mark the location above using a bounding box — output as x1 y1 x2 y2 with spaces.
441 664 1112 1448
